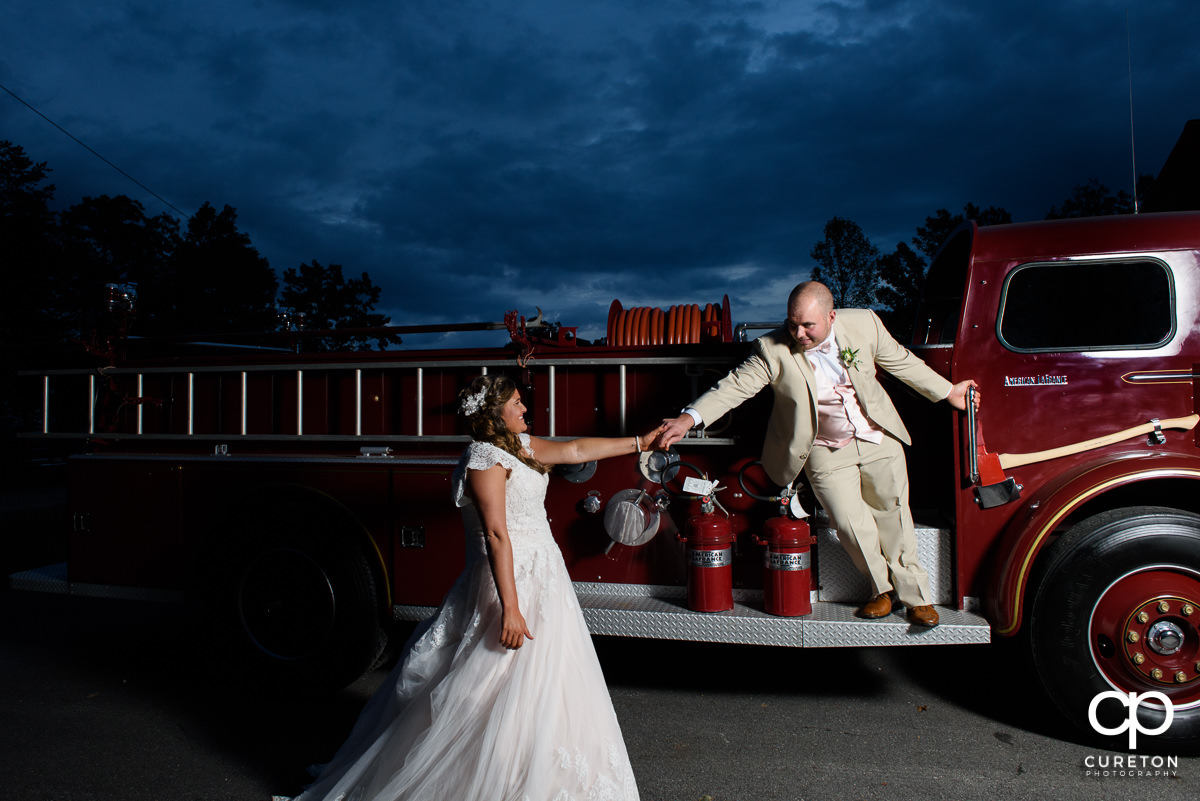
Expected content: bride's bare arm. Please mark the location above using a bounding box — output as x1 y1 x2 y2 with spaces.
529 422 668 467
466 463 534 649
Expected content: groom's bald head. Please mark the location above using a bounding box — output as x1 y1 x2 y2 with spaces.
787 281 834 313
786 281 836 350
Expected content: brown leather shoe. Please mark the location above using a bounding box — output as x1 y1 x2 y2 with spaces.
857 593 894 619
907 605 940 627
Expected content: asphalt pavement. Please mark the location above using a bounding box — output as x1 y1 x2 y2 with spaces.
2 480 1198 801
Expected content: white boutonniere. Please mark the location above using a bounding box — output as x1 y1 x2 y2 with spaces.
839 346 862 371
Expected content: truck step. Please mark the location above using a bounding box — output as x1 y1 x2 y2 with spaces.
8 562 182 603
394 582 990 648
814 520 955 606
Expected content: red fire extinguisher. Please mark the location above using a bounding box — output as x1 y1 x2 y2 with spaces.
756 507 813 617
679 497 736 612
741 463 814 617
669 462 736 613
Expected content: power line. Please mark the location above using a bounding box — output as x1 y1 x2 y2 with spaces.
0 80 189 219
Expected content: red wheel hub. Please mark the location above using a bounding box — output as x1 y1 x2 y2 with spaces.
1090 568 1200 708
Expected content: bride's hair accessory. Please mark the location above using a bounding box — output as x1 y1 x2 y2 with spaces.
459 387 489 417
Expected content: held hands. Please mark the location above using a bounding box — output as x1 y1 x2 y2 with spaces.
946 379 981 412
500 608 534 651
647 414 695 451
639 421 673 452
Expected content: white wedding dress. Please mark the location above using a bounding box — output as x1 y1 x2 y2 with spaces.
293 434 640 801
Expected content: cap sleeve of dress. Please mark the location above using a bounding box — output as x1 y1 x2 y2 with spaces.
452 440 515 508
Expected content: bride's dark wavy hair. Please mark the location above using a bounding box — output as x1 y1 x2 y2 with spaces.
457 375 548 474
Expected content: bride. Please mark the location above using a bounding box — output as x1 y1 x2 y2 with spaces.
289 375 663 801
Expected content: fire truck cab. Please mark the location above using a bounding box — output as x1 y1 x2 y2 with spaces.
13 210 1200 748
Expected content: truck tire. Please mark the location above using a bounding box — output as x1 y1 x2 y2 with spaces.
1029 506 1200 750
213 495 387 694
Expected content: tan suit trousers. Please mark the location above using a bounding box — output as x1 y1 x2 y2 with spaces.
804 434 932 608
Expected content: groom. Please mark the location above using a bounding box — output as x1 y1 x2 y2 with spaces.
654 281 978 627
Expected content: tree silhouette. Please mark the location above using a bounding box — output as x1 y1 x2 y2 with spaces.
160 202 278 337
56 194 180 340
911 203 1011 261
280 260 401 351
877 203 1012 343
0 140 55 220
1044 179 1135 219
809 216 880 309
1 141 61 363
875 241 927 342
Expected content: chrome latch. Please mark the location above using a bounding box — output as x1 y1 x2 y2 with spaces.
1148 419 1166 446
399 525 426 548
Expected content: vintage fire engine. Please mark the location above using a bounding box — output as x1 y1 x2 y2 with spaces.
12 210 1200 748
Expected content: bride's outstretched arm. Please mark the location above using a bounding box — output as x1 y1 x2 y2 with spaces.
467 464 534 650
529 422 668 466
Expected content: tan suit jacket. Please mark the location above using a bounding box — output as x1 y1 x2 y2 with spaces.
691 309 953 486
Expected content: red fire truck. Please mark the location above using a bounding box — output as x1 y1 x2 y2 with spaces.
12 210 1200 748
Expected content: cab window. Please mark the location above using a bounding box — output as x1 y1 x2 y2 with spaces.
998 259 1174 352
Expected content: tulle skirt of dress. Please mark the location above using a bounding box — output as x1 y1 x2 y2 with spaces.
293 542 639 801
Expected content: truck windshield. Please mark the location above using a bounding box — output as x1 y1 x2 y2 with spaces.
913 227 972 346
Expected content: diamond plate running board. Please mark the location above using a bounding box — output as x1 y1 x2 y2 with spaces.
396 583 991 647
570 582 989 647
8 562 183 603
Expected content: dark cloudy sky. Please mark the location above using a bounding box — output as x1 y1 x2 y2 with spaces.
2 1 1196 343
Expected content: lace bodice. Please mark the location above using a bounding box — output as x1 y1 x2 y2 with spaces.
451 434 555 561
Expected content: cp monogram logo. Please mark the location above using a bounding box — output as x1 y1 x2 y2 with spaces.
1088 690 1175 749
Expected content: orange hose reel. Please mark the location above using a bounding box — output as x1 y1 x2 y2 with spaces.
606 296 731 346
